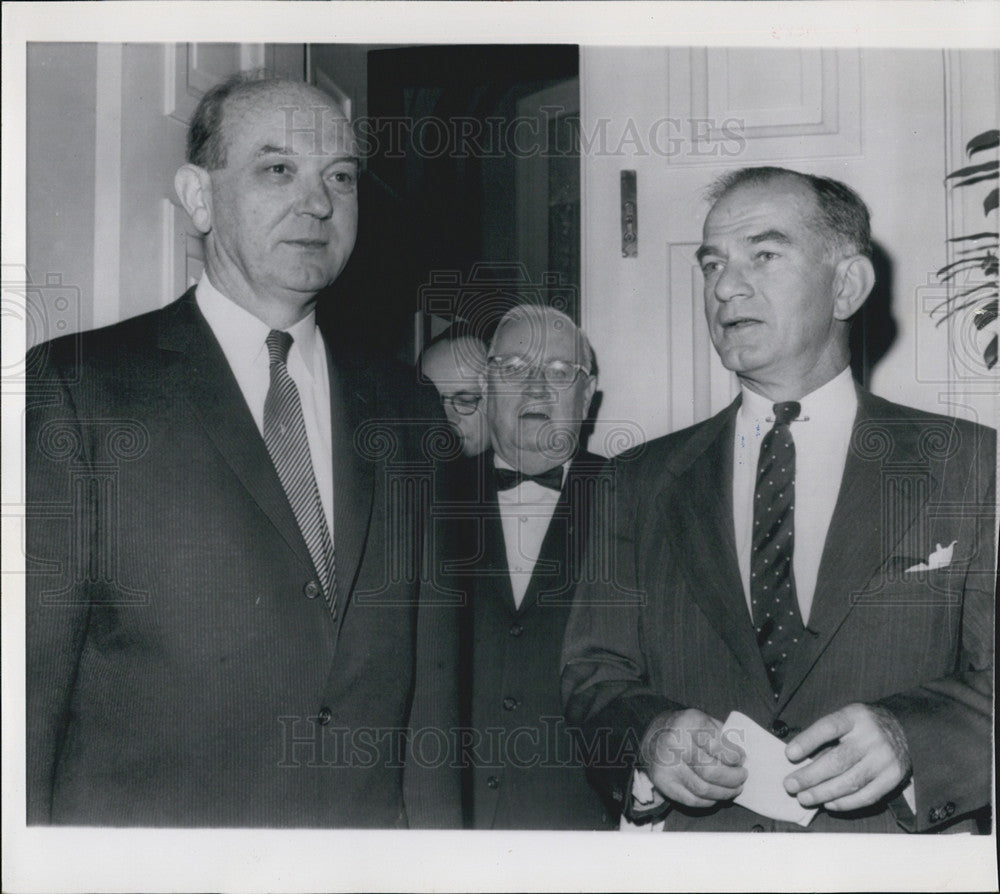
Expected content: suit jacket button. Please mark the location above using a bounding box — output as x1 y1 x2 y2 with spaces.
303 580 321 599
502 696 518 711
487 775 500 789
771 719 789 739
509 623 524 637
317 707 332 725
944 802 955 817
750 824 765 832
928 807 940 823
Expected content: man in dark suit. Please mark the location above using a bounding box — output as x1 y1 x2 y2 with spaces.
26 73 432 826
420 323 490 459
450 304 615 830
563 167 995 833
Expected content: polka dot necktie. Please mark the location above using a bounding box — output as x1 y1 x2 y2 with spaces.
751 401 803 697
263 330 337 613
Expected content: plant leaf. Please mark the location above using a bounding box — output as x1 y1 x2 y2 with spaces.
974 299 998 331
967 130 999 157
986 188 999 216
952 282 997 302
984 334 997 370
937 256 990 278
953 173 1000 189
952 246 997 257
935 289 999 324
947 232 998 243
946 160 999 180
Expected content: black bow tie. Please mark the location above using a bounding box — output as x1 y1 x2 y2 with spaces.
494 465 564 492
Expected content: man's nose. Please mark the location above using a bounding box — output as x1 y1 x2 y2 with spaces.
297 175 334 218
522 366 554 397
712 262 752 303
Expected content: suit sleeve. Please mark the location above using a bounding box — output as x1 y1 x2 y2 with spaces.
25 349 92 824
877 423 996 832
403 438 466 829
561 454 685 814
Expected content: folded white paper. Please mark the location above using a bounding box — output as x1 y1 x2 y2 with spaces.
722 711 818 827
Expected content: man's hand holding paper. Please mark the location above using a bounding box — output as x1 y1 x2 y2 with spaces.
640 709 747 809
784 703 911 812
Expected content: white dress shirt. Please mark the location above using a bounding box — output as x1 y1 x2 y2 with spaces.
195 275 334 537
494 455 567 610
733 367 857 626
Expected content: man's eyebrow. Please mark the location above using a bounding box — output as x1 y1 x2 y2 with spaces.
255 144 293 158
748 229 793 246
255 145 360 164
327 155 361 169
695 244 717 263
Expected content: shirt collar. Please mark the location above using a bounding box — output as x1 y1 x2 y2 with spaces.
196 274 319 374
739 366 857 426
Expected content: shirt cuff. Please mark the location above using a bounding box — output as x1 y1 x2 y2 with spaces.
622 768 670 825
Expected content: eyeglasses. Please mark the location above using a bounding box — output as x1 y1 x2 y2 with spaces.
441 391 482 416
487 355 590 389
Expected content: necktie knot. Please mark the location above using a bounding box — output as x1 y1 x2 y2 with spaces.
266 330 294 367
495 465 564 492
773 401 801 426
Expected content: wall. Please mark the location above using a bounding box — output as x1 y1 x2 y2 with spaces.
25 43 306 341
26 43 98 339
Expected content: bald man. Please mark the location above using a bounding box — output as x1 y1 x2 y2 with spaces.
420 327 490 458
444 305 615 830
27 72 432 827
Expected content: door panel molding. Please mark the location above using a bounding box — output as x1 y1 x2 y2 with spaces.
668 47 861 166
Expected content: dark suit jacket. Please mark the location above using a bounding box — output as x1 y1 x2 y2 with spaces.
562 389 995 833
448 450 616 830
26 289 434 827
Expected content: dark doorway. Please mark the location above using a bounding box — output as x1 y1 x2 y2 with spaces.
320 45 580 363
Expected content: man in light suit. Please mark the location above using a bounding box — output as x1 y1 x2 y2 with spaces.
563 167 995 833
450 305 615 830
26 73 433 826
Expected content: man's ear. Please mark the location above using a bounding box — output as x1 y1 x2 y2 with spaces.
832 254 876 321
174 164 213 235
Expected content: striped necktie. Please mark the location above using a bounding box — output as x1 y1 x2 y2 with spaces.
263 330 336 612
751 400 803 697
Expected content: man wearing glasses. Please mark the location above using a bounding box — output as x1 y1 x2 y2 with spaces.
449 303 615 829
420 324 490 458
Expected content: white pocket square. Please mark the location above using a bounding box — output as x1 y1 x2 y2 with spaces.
905 540 957 573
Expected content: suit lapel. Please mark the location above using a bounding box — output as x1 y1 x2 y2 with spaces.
777 389 939 707
663 403 775 710
481 457 518 614
156 291 315 576
326 352 375 612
